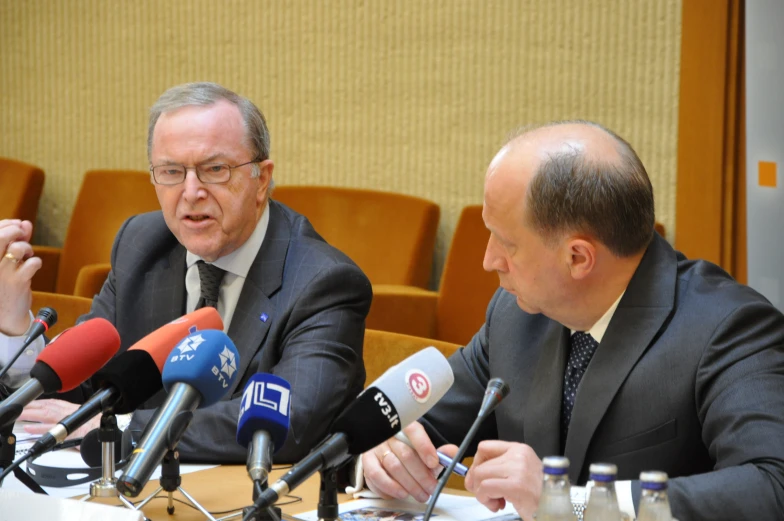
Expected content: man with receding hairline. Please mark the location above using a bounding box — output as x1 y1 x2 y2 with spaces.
361 121 784 521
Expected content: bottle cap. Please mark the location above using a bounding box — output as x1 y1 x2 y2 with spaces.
542 456 570 475
589 462 618 482
640 471 669 490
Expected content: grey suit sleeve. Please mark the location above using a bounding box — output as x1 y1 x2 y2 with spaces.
419 289 501 453
131 262 372 464
666 298 784 521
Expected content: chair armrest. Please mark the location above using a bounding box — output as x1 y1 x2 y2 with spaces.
73 263 112 298
367 284 439 338
30 246 62 292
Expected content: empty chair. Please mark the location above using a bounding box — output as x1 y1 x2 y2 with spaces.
273 186 440 288
30 291 93 338
0 157 45 223
32 170 160 296
368 205 497 345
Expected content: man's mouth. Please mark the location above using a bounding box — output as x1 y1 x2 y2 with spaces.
185 215 211 222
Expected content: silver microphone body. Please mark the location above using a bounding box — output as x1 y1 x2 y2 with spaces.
117 382 201 497
247 430 273 483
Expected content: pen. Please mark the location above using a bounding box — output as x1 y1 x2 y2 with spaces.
393 431 469 477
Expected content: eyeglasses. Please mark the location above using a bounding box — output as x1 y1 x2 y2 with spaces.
150 160 260 185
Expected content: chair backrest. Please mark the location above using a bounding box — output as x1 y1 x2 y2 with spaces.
0 157 45 223
31 291 93 338
56 170 160 295
273 186 440 287
435 205 498 345
363 329 460 387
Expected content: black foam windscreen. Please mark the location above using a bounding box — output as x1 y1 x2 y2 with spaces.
80 428 134 467
29 361 62 394
330 387 400 455
91 350 163 414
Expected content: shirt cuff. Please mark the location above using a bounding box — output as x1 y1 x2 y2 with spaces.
0 311 45 388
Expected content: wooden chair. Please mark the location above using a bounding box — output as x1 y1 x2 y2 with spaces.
273 186 440 288
363 329 460 386
31 170 160 297
367 205 496 345
0 157 45 223
31 291 93 338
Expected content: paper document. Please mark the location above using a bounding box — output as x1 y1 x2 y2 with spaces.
291 494 522 521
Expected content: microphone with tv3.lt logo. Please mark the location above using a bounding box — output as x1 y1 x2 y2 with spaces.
24 307 224 460
116 329 240 497
0 307 58 383
0 318 120 430
244 347 454 519
236 373 291 485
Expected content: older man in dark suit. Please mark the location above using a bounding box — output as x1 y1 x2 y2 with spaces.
0 82 371 462
361 121 784 521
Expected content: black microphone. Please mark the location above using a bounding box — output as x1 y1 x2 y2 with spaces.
25 350 163 460
422 377 510 521
243 347 455 520
0 307 58 383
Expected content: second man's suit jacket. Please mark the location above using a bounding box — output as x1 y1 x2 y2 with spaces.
74 200 372 463
421 233 784 521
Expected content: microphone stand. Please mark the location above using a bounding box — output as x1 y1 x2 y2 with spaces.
316 466 340 521
241 479 282 521
0 423 46 493
80 413 136 510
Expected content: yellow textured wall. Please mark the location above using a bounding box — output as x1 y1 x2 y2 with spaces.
0 0 681 285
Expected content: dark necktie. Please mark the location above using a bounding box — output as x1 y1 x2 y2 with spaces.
196 260 226 310
561 331 600 441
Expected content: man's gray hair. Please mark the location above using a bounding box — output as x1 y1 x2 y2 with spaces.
147 82 270 179
508 120 655 257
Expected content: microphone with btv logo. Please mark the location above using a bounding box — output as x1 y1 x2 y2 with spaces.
0 318 120 431
422 377 511 521
0 307 58 383
23 308 224 460
243 347 454 519
117 329 240 497
236 373 291 485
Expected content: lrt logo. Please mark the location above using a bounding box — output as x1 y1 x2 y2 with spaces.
240 381 291 417
170 334 205 363
374 392 400 429
405 369 431 404
211 346 237 388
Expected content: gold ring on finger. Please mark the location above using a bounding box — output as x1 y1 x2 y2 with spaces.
380 449 393 464
3 252 19 264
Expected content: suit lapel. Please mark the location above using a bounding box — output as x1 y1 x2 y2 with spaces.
226 201 290 395
523 324 570 459
144 245 187 329
564 235 677 481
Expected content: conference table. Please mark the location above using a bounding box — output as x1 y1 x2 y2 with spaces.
81 464 337 520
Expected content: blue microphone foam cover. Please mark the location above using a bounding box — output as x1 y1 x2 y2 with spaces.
236 373 291 452
162 329 240 407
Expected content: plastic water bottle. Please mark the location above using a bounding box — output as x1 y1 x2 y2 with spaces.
637 471 672 521
534 456 577 521
583 463 622 521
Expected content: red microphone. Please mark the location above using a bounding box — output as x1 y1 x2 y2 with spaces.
0 318 120 430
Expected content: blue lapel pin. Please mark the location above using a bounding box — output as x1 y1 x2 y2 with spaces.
259 313 269 323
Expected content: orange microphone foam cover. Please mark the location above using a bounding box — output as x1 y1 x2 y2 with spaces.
128 307 224 373
37 318 121 392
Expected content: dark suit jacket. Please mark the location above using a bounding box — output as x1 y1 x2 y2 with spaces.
421 234 784 521
73 200 372 463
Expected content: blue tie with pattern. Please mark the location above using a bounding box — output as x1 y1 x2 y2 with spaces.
561 331 600 442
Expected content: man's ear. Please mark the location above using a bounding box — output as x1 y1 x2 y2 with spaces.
566 238 595 280
256 159 274 202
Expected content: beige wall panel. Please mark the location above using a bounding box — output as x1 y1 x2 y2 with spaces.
0 0 681 286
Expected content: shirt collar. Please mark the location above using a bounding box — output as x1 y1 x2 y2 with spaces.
571 291 625 344
185 203 270 278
